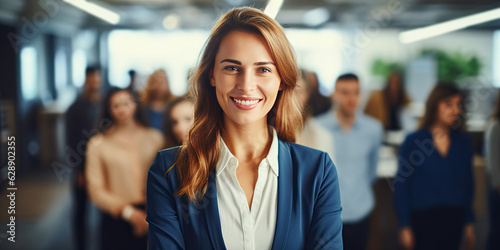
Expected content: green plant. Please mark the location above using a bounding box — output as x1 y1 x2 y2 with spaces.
421 49 481 83
371 59 403 79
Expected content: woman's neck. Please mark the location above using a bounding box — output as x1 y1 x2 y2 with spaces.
222 117 271 162
150 100 167 111
429 122 450 138
112 119 139 133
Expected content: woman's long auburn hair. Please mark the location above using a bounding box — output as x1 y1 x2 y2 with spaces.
418 83 466 132
168 7 303 202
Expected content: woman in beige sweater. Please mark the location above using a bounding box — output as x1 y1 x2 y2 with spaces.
85 87 164 250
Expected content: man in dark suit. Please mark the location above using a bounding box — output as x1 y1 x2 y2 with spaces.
66 66 101 250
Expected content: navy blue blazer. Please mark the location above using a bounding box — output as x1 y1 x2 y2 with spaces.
146 140 343 249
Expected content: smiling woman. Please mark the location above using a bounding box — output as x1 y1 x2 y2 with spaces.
212 30 282 126
146 7 343 250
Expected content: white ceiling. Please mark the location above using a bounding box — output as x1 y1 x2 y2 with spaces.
1 0 500 31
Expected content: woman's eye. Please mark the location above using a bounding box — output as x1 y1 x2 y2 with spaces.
224 66 239 71
258 67 271 73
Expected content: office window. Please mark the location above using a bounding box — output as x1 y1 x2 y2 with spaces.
286 29 343 93
107 30 209 95
493 30 500 88
72 49 87 88
21 46 38 100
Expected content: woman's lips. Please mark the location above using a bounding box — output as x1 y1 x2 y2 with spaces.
231 97 262 110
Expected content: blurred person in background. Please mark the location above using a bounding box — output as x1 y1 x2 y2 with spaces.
303 70 332 116
127 69 138 93
485 90 500 250
65 65 101 250
162 95 194 148
394 83 475 250
85 87 164 250
141 69 175 130
316 73 383 250
364 71 414 132
295 69 335 161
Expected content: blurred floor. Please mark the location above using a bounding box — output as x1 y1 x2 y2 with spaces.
0 172 100 250
368 157 490 250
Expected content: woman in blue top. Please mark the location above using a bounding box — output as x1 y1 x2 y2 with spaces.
394 83 475 250
145 7 343 250
485 90 500 250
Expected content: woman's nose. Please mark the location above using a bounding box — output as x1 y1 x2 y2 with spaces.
236 71 256 93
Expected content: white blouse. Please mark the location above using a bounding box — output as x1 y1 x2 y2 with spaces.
216 129 279 250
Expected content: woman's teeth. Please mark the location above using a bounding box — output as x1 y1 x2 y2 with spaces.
233 98 259 105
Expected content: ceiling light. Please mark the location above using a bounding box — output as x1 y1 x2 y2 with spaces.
399 7 500 44
264 0 284 19
63 0 120 25
163 14 180 30
303 7 330 27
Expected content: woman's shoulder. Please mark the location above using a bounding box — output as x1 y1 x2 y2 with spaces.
281 141 334 168
149 146 182 183
147 147 183 198
141 126 165 145
142 126 163 138
450 130 473 147
283 140 324 154
281 142 338 187
153 147 182 169
365 90 383 100
158 146 182 158
87 133 107 150
399 129 431 150
404 129 429 140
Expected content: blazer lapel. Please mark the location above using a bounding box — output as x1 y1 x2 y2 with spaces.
203 171 226 249
271 140 293 250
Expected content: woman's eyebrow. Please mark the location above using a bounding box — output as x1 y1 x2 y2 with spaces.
220 59 274 66
255 61 274 66
220 59 241 64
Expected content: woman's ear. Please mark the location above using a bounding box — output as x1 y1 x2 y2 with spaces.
209 70 216 87
279 82 284 91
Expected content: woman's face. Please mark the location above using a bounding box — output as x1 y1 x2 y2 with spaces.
170 101 194 144
437 94 462 128
211 30 282 127
110 91 137 124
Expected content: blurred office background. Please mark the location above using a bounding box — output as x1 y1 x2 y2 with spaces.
1 0 500 249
